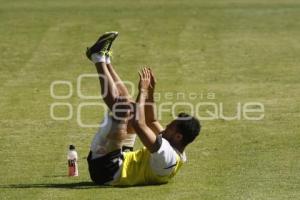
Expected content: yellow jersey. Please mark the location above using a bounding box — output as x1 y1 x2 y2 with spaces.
112 141 185 186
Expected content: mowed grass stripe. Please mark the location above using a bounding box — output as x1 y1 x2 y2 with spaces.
0 23 86 199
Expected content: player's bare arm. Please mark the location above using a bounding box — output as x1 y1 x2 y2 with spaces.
145 68 164 134
133 68 160 153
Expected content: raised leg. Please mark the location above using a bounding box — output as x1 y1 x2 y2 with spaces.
94 62 119 111
107 63 132 99
86 32 136 153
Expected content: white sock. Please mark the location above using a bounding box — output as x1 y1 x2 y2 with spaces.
106 56 111 64
91 53 106 64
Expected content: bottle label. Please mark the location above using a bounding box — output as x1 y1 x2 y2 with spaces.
68 159 78 176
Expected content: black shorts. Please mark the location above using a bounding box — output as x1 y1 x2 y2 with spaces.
87 149 124 185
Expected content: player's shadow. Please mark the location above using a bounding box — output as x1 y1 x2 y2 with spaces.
0 182 161 189
0 182 108 189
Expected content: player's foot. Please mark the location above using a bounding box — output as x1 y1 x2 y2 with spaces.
86 31 118 60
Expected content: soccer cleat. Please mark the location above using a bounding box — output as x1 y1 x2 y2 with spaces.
107 32 118 52
86 31 118 60
105 32 119 58
106 50 114 58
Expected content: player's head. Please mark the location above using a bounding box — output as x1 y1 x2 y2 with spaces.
162 113 201 148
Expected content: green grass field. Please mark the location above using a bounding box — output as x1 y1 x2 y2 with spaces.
1 0 300 199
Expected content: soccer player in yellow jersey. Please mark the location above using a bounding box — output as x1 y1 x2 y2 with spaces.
85 32 201 186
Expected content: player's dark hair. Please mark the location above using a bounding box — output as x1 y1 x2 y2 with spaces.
175 113 201 146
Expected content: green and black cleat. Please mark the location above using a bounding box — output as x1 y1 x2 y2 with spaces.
86 31 118 61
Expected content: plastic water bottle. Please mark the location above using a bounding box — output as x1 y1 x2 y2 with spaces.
67 145 78 177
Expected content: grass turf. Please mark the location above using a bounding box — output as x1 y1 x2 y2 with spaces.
0 0 300 199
